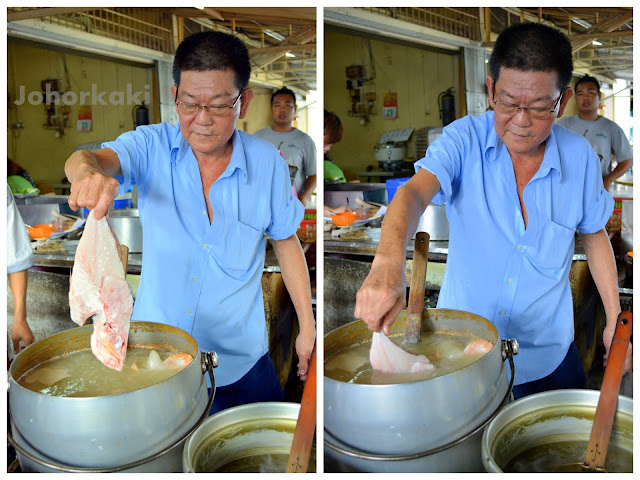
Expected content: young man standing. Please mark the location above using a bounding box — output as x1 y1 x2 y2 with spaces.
253 87 317 206
557 75 633 191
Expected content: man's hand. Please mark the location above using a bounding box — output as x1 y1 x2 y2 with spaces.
12 319 34 354
65 149 122 220
68 168 119 220
603 176 614 193
295 325 315 381
603 326 632 374
354 259 406 335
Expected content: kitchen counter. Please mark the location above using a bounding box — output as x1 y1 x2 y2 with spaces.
324 231 588 261
32 240 286 274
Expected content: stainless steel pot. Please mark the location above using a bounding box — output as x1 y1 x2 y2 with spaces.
183 402 316 473
107 209 143 253
482 389 633 473
374 142 407 162
324 308 516 472
8 321 217 472
415 203 449 240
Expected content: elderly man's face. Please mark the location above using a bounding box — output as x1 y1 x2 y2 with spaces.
171 69 253 156
487 68 572 158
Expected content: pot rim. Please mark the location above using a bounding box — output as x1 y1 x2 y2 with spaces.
481 389 634 473
9 321 201 400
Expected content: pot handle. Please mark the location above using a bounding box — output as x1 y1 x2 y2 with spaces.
324 340 518 462
7 351 218 473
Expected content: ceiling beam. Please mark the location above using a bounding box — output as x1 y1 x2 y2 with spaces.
8 7 99 22
248 43 316 55
570 11 633 52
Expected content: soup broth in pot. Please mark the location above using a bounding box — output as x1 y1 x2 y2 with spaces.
18 345 192 397
325 330 490 385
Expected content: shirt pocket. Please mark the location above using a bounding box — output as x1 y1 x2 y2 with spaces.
210 220 263 280
527 218 575 273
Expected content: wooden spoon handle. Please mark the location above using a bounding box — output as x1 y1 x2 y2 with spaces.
286 346 317 473
584 311 632 470
405 231 430 344
119 245 129 273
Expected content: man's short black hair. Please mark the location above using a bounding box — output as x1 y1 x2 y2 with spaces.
172 31 251 91
574 74 600 94
489 22 573 92
271 87 296 106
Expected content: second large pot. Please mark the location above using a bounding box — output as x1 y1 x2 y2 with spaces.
8 321 214 472
324 308 514 472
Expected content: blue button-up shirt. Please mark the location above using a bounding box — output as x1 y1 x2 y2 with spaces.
415 112 613 384
103 123 304 386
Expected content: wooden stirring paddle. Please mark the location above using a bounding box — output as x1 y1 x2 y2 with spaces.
556 310 633 472
286 347 317 473
405 231 430 344
583 311 632 471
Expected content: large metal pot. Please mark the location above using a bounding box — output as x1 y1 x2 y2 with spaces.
8 321 217 472
415 203 449 240
183 402 316 473
324 308 516 472
107 208 143 253
482 389 633 472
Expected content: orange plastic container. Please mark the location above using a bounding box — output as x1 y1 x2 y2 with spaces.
27 224 54 239
331 211 357 227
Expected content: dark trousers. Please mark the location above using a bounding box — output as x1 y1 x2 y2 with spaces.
512 341 587 400
208 352 284 415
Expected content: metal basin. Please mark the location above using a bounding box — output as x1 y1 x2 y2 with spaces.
482 389 633 473
183 402 316 473
324 308 515 472
8 321 215 472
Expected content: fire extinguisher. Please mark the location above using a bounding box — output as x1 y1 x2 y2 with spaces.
438 88 455 127
133 102 149 128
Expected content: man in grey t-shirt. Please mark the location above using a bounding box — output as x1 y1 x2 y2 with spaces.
253 87 317 206
557 75 633 191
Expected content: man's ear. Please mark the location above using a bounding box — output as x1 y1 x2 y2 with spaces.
556 88 574 119
238 88 254 119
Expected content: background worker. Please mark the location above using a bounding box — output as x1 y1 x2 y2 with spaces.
7 184 35 355
557 74 633 191
253 87 317 206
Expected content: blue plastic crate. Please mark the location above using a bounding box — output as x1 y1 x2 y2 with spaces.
385 177 411 204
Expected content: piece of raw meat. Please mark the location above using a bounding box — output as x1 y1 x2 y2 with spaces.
370 332 435 374
69 210 133 371
463 339 494 355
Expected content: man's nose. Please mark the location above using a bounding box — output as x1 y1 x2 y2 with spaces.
512 108 532 126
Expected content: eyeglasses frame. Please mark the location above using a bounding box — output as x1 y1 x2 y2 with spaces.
491 83 565 120
174 87 244 117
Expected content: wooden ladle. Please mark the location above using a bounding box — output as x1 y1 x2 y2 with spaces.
286 346 317 473
405 231 430 344
557 310 632 472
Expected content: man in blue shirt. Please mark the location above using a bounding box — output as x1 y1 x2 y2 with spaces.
355 23 631 399
65 31 315 413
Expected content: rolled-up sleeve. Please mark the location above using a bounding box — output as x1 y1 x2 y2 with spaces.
266 155 304 240
578 149 614 234
102 126 153 195
7 185 34 274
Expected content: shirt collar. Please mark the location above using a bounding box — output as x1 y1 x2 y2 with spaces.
170 124 248 183
483 112 563 181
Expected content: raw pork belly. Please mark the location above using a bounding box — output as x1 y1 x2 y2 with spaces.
69 211 133 371
370 332 435 374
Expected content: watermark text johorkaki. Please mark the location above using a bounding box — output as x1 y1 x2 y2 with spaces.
13 84 151 106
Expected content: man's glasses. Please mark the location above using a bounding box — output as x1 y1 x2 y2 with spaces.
492 84 564 120
174 88 244 117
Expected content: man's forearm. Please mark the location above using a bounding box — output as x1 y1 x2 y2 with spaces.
299 175 317 206
605 158 632 186
581 229 620 328
8 270 28 325
374 169 441 267
272 235 315 332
